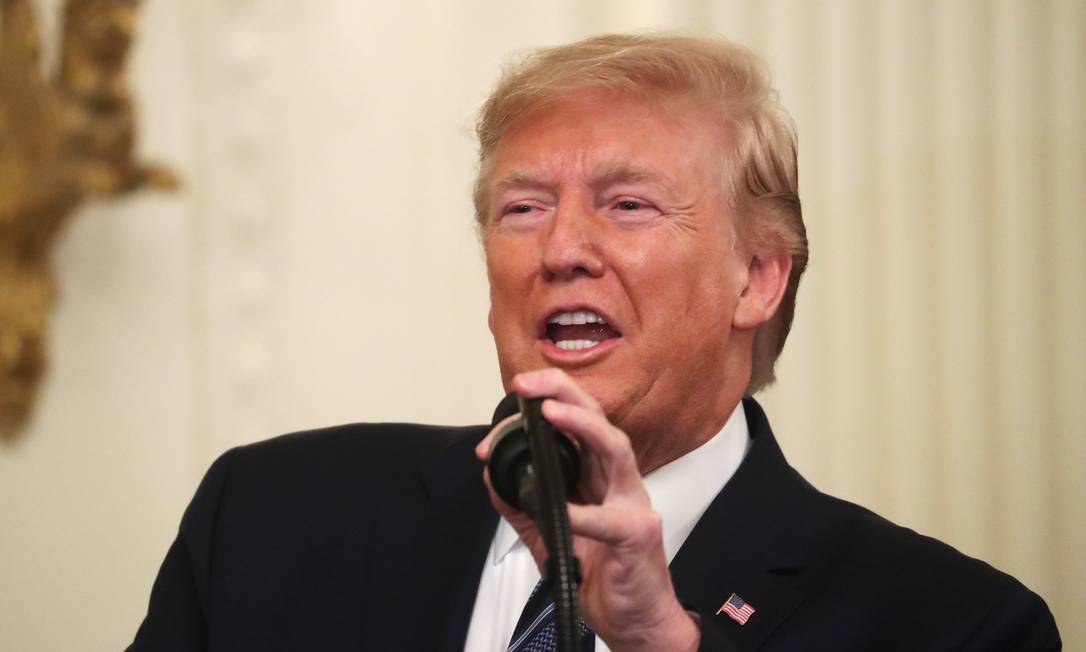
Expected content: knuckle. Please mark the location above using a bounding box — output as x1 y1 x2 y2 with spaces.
632 510 664 546
645 510 663 537
595 511 614 539
605 429 634 459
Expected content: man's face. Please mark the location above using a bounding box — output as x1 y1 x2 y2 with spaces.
484 91 755 448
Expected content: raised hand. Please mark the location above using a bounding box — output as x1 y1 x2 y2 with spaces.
477 368 701 652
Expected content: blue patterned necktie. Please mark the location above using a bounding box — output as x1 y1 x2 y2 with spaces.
506 579 595 652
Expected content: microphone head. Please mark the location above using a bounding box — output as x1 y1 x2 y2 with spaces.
487 392 581 513
488 392 528 510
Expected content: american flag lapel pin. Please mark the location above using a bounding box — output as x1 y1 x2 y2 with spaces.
717 592 756 625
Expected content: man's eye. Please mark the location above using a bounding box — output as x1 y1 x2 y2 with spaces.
616 200 646 211
506 204 534 214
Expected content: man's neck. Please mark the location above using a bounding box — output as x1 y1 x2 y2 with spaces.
627 394 745 475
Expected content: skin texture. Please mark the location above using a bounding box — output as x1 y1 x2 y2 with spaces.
478 91 791 652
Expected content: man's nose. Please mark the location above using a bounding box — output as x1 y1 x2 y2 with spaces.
540 198 605 281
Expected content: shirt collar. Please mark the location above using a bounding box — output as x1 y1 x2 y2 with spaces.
491 402 752 565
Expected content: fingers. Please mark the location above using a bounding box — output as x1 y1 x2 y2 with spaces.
512 368 604 415
568 502 664 549
541 398 644 497
485 367 651 549
477 367 592 461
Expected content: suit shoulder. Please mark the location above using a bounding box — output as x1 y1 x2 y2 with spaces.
809 490 1021 592
232 421 486 474
179 422 487 559
812 489 1055 630
796 489 1059 646
201 422 487 523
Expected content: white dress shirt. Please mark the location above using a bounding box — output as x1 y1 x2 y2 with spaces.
463 402 752 652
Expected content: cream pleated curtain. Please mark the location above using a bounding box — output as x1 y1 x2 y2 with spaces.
0 1 1081 650
751 3 1085 646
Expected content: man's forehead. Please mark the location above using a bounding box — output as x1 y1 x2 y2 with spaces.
488 93 726 189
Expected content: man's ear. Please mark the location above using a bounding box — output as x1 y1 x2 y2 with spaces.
733 253 792 330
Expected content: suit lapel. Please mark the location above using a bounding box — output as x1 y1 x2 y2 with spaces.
361 401 813 651
670 399 812 651
361 427 499 652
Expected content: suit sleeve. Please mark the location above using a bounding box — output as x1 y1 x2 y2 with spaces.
960 586 1062 651
126 448 239 652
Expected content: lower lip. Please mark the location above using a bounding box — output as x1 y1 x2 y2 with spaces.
538 336 622 364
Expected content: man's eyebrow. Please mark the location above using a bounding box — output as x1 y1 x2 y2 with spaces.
492 172 554 194
492 163 669 193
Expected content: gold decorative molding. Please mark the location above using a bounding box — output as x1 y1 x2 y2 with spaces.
0 0 176 439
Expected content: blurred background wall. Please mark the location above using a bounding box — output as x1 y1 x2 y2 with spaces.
0 0 1082 649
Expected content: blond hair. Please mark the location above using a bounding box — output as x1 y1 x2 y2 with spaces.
474 33 808 394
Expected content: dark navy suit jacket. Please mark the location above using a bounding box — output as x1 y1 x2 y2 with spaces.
128 399 1061 651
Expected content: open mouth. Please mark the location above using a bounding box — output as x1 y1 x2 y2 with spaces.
544 309 621 351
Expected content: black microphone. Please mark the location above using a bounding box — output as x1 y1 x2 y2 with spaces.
488 393 580 514
487 392 583 652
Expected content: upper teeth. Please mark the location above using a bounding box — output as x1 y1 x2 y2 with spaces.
548 310 606 326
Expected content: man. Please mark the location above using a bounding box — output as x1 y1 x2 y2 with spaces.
129 34 1061 651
